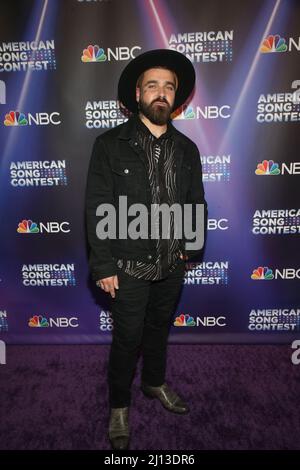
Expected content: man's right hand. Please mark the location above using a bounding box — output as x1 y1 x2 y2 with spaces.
96 275 119 298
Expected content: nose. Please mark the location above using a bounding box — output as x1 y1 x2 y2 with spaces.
157 85 166 98
158 90 167 100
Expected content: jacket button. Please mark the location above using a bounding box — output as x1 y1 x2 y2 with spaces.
134 142 138 146
124 168 129 174
147 254 152 260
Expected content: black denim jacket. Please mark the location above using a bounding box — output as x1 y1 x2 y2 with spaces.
85 115 208 281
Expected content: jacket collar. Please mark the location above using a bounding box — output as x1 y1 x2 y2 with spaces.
117 114 186 202
118 114 186 146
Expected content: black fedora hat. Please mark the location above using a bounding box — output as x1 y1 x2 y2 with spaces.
118 48 195 113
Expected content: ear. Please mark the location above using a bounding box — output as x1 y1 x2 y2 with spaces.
136 87 140 103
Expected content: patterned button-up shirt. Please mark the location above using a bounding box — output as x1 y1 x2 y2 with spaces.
114 115 182 280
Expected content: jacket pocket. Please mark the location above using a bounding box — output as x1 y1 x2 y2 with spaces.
112 160 143 197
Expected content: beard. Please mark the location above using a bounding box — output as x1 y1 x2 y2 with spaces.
138 97 173 125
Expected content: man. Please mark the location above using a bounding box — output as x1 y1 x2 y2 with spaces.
85 49 207 450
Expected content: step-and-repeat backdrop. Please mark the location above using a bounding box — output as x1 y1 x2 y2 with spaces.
0 0 299 344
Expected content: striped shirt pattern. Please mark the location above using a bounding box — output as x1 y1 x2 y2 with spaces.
115 117 181 280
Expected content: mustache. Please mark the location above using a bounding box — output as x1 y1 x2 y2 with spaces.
151 98 169 106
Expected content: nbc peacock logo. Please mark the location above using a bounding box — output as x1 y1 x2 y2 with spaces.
17 220 39 234
255 160 280 175
173 105 195 120
4 111 28 126
251 266 274 280
28 315 49 328
81 45 107 62
184 106 195 119
260 35 288 53
174 313 196 327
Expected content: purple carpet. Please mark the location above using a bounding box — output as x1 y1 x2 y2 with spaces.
0 345 300 450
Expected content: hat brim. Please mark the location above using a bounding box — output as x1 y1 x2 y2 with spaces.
118 49 195 113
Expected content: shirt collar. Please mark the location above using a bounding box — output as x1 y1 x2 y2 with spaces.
135 114 174 141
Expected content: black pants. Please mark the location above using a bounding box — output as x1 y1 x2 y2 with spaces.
108 259 185 408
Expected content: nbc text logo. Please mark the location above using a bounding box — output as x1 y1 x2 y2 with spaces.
4 110 61 126
260 34 300 54
28 315 79 328
17 219 70 234
173 104 231 120
174 313 226 327
207 218 229 231
81 45 141 62
251 266 300 281
255 160 300 176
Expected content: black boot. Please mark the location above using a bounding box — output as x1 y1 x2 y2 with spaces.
141 382 189 414
108 407 130 450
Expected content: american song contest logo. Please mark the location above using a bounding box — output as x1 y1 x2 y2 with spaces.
0 40 56 72
201 154 231 182
252 209 300 235
249 309 300 332
183 261 229 285
168 30 233 62
22 264 76 287
10 160 67 187
256 81 300 123
85 100 129 129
